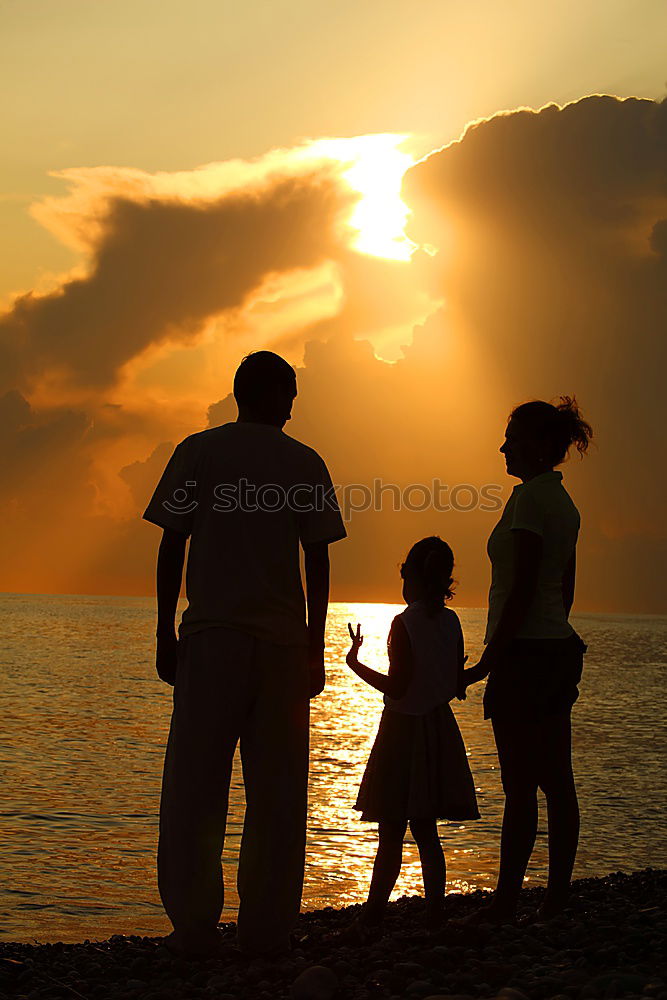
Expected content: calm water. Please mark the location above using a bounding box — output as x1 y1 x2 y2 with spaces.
0 594 665 943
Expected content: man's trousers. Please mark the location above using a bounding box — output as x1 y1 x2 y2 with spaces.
157 626 310 954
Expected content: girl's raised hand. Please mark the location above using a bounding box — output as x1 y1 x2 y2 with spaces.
346 622 364 666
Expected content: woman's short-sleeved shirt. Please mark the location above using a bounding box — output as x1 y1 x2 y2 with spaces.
485 470 580 642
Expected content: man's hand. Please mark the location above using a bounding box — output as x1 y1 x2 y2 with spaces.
156 631 179 686
308 648 326 699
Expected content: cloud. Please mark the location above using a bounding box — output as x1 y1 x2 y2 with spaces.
405 96 667 235
0 389 92 508
2 103 667 612
401 94 667 606
119 441 175 510
0 156 355 393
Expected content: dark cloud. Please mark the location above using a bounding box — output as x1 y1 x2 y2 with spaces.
405 96 667 237
120 441 174 510
0 168 352 392
401 94 667 609
0 389 93 508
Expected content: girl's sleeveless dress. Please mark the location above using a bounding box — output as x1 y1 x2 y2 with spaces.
354 602 480 823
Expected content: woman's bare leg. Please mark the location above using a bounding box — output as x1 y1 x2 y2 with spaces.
488 714 540 918
538 712 579 917
409 818 446 918
362 818 407 924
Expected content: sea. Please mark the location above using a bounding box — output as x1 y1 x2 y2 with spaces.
0 594 665 943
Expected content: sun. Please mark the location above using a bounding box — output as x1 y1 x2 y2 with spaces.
304 135 417 261
342 135 416 261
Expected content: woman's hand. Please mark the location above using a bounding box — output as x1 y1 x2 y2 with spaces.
346 622 364 666
464 663 489 687
464 651 494 688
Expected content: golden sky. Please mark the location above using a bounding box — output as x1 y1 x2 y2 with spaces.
1 0 667 611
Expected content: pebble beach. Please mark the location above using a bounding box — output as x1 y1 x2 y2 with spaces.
1 869 664 1000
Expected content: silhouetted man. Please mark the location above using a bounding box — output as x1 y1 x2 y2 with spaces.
143 351 346 958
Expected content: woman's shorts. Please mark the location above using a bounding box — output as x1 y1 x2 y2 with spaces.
483 630 587 721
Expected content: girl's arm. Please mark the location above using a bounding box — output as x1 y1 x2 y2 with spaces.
465 528 542 684
346 617 413 698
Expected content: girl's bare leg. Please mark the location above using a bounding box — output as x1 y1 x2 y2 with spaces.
409 818 446 918
362 818 407 924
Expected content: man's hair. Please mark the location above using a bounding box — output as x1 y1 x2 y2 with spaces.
233 351 297 407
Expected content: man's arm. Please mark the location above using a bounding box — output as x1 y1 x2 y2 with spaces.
155 528 188 684
303 541 330 698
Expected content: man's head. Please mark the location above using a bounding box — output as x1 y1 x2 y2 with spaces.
233 351 297 427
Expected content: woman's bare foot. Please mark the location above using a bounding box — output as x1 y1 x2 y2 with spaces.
455 902 517 926
536 891 569 921
162 928 227 959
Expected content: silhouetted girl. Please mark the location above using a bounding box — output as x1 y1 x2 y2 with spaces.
345 536 479 934
465 396 592 923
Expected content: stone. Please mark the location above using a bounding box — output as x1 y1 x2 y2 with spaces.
589 973 648 997
405 983 433 997
396 962 427 977
424 995 474 1000
291 965 338 1000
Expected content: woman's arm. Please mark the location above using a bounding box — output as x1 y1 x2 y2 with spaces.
456 625 468 700
562 549 576 618
346 617 414 698
465 528 542 683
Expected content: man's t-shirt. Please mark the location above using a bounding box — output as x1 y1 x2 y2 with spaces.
143 421 346 646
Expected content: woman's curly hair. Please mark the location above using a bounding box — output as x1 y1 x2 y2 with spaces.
510 395 593 466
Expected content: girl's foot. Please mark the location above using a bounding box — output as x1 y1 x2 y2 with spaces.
329 915 383 947
425 900 446 929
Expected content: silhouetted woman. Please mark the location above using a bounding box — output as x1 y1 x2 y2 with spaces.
464 397 592 922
